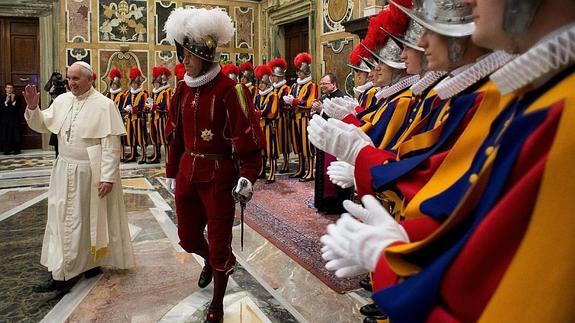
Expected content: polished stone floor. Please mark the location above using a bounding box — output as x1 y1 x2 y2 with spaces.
0 150 370 323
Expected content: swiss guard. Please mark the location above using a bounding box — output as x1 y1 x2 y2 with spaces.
268 58 292 173
121 67 149 163
282 52 318 182
147 66 172 164
239 61 256 101
254 64 279 184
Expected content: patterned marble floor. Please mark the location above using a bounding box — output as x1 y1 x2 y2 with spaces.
0 150 368 323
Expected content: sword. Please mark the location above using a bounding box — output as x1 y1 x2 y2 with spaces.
232 178 251 251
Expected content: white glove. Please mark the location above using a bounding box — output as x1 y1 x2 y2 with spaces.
323 97 359 120
146 97 154 107
320 195 409 277
282 94 294 105
124 105 133 113
165 178 176 192
307 115 374 165
327 161 355 189
233 176 253 203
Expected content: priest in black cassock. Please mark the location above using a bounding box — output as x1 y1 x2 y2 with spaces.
311 73 353 214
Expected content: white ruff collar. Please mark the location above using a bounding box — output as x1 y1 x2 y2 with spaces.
258 86 273 96
353 81 374 95
184 65 221 88
130 86 143 94
152 84 171 94
245 82 252 87
297 76 312 85
109 87 123 94
410 71 447 96
375 74 420 101
436 51 515 99
273 80 286 88
491 23 575 95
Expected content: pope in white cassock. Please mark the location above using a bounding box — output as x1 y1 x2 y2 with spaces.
24 62 134 292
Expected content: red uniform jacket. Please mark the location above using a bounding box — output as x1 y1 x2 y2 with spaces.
165 72 264 184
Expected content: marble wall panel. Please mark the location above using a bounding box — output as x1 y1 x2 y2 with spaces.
155 0 176 45
66 0 91 42
235 7 254 49
322 38 354 96
98 0 148 43
322 0 354 34
99 50 148 93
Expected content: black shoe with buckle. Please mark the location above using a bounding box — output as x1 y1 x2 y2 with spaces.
360 303 385 317
198 263 213 288
204 304 223 323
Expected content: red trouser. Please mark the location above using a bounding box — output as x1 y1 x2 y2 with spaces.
175 178 236 272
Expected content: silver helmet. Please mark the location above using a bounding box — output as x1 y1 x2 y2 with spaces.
383 19 425 52
390 0 475 37
362 38 406 70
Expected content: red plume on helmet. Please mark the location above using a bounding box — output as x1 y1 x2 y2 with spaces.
254 65 272 80
268 58 287 71
294 52 312 69
129 67 142 81
349 46 363 67
174 64 186 81
222 63 240 77
239 61 254 74
109 67 122 81
162 66 171 77
152 66 164 79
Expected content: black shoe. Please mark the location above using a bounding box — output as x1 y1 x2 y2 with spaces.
265 179 275 184
33 277 76 293
289 172 304 178
204 304 223 323
198 263 213 288
363 315 388 323
359 275 373 292
298 177 314 182
137 160 146 164
13 150 21 155
360 303 385 317
84 267 102 278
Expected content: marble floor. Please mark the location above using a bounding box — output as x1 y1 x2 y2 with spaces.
0 150 371 323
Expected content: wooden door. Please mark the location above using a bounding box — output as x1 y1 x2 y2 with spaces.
283 18 309 86
0 17 41 149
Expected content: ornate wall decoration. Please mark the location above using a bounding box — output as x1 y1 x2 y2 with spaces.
235 53 253 65
235 7 254 49
155 1 176 45
321 38 354 95
99 50 148 93
66 0 91 42
220 52 231 64
67 48 91 66
99 0 147 43
322 0 353 34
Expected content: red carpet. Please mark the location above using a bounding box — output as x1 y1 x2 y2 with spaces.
243 175 363 293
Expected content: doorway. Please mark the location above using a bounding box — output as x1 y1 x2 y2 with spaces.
283 18 309 86
0 17 41 149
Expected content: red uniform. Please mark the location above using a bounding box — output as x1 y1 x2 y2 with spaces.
166 72 264 272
